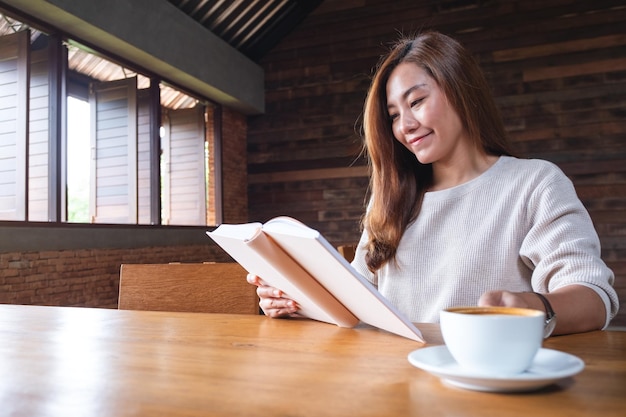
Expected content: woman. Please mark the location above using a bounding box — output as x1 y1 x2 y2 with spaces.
247 31 619 336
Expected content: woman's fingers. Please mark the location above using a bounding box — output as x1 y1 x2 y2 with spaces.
246 273 299 317
246 273 266 286
259 297 299 317
478 290 530 308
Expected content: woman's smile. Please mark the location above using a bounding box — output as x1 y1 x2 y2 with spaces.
407 130 433 146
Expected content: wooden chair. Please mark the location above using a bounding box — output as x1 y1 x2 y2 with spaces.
337 244 356 263
118 262 259 314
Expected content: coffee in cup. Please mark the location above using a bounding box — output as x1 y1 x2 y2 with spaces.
440 306 545 376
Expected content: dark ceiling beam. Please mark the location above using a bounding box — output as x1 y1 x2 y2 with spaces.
243 0 323 61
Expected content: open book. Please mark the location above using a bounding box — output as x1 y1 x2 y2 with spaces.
207 216 424 342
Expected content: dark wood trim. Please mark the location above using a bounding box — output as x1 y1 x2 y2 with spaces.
149 78 161 225
47 33 65 222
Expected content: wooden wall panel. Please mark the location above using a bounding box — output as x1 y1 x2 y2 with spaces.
248 0 626 326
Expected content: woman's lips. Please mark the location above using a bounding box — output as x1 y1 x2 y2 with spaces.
408 131 432 145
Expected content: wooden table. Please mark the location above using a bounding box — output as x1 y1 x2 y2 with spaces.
0 305 624 417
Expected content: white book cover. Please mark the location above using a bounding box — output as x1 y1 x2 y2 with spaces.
207 216 424 342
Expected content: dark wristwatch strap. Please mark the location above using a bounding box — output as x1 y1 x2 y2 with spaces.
532 292 557 338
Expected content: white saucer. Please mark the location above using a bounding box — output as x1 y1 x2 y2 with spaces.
407 345 584 392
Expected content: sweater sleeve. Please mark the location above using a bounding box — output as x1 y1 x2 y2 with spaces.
520 165 619 326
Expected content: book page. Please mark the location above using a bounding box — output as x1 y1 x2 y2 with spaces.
207 224 359 328
262 217 424 342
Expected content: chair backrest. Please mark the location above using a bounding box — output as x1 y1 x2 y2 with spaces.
337 244 356 263
118 262 259 314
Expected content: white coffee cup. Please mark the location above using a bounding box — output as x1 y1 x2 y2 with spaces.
440 306 545 376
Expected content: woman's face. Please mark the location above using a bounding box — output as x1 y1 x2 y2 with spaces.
386 62 467 165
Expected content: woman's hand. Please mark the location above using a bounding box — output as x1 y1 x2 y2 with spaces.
246 274 302 318
478 285 607 335
478 290 531 309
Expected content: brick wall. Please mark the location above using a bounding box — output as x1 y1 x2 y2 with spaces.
0 244 232 308
221 107 249 224
207 106 248 224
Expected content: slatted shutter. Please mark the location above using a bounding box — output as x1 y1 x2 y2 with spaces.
0 31 28 220
137 88 151 224
161 106 206 225
28 45 50 221
89 77 137 223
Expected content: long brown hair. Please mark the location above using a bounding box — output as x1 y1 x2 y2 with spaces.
361 31 515 272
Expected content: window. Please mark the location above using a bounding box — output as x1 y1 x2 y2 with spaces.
67 96 89 222
0 13 217 226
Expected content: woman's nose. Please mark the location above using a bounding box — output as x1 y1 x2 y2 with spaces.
400 112 418 134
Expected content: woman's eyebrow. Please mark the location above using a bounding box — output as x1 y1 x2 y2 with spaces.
387 83 427 110
402 83 427 100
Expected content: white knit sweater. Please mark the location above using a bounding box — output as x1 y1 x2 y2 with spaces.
351 156 619 326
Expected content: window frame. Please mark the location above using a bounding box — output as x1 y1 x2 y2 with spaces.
0 9 223 229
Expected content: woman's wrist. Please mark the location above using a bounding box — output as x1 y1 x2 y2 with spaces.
527 292 557 338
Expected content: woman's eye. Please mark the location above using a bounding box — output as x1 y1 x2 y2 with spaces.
388 113 399 122
410 98 424 108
